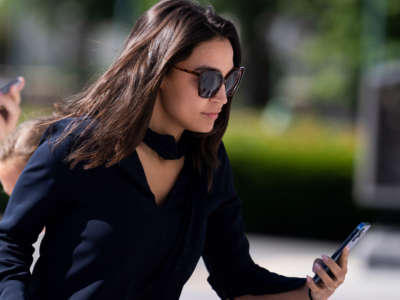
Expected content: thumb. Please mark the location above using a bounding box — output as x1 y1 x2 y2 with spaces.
15 76 25 91
10 77 25 104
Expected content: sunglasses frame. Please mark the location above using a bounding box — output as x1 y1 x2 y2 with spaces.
172 65 245 99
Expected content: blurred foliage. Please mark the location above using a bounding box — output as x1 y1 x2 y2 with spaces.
3 0 400 109
201 0 400 111
223 108 375 240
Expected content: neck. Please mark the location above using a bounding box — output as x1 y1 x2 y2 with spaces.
142 125 190 160
149 124 183 142
148 122 183 143
149 94 185 142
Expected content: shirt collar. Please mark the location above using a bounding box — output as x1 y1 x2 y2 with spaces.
143 127 191 160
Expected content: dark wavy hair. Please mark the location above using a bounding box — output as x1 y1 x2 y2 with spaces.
47 0 242 192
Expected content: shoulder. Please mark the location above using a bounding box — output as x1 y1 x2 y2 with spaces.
38 116 94 166
40 116 93 144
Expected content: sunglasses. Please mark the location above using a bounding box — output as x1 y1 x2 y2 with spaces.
172 65 245 99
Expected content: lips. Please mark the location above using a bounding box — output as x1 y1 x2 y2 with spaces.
203 111 221 114
202 112 219 119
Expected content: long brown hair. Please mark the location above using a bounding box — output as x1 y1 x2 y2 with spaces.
48 0 242 192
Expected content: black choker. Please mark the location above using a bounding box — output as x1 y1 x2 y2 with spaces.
143 127 191 160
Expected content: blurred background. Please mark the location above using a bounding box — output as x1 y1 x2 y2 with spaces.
1 0 400 298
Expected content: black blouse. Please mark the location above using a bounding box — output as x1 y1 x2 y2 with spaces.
0 118 306 300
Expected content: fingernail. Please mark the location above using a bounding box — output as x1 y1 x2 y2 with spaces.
322 255 329 262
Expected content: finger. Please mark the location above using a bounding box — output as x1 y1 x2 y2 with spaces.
0 95 20 117
0 96 13 113
0 99 21 126
306 275 322 293
0 111 8 139
0 109 5 124
16 76 25 92
10 78 24 105
314 263 336 291
339 246 350 273
322 255 342 278
0 93 11 103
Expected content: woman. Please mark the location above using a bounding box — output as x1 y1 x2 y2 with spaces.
0 1 348 299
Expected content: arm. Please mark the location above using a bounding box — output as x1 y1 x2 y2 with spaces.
0 122 70 299
202 142 349 300
235 283 309 300
202 142 306 300
202 192 307 300
235 249 349 300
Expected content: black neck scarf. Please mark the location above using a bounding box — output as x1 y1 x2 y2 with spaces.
143 127 191 160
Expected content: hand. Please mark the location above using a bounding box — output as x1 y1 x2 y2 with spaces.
306 246 349 300
0 76 24 141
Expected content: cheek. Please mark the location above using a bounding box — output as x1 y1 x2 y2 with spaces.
176 96 207 123
163 86 203 118
160 77 214 132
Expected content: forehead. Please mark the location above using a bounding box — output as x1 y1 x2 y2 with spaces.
184 38 234 76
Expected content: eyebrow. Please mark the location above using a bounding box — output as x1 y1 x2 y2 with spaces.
193 65 235 77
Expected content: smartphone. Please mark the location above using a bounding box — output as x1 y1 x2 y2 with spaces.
0 78 21 94
313 222 371 284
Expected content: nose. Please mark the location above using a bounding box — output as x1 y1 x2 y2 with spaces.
210 83 228 105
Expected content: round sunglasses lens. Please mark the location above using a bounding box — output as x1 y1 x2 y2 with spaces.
225 70 241 97
199 70 222 98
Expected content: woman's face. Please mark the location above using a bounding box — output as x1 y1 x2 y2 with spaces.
151 37 234 140
0 157 26 196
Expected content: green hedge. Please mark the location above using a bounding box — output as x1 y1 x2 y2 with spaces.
224 109 376 241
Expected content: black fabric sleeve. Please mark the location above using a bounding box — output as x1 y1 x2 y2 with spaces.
0 121 72 299
202 142 306 299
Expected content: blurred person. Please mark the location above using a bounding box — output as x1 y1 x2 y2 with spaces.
0 77 25 141
0 117 51 196
0 1 348 300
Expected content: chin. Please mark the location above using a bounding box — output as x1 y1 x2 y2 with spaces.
196 124 214 133
184 119 216 133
